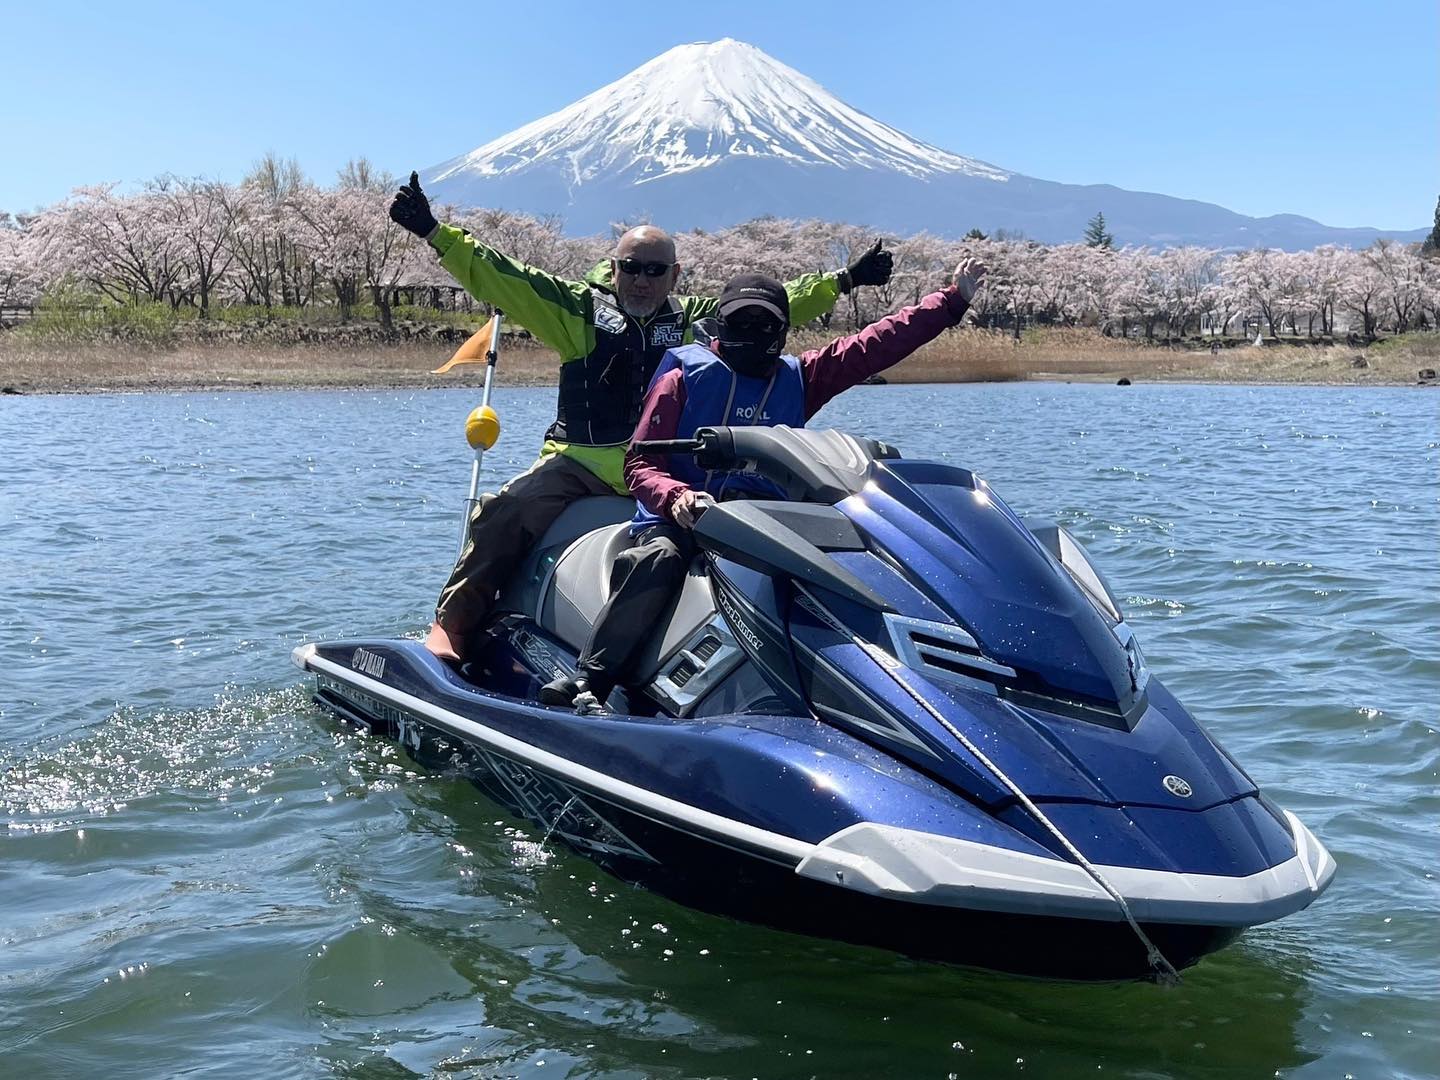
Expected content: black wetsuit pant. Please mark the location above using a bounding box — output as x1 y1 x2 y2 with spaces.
577 523 698 700
436 453 615 635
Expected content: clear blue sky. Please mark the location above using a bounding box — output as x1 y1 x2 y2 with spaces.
3 0 1434 230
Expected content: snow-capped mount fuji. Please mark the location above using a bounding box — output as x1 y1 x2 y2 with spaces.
429 39 1007 190
422 39 1422 250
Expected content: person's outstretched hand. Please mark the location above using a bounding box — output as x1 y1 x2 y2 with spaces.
390 171 438 238
842 240 894 292
952 257 988 304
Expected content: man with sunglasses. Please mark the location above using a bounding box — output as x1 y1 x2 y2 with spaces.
541 257 988 710
388 172 894 660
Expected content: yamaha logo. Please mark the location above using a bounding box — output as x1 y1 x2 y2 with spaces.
1163 774 1193 798
352 648 386 679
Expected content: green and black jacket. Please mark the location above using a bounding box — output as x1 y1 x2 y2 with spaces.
429 223 842 492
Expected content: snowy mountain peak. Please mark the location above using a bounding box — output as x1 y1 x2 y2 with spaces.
418 39 1424 249
425 38 1009 190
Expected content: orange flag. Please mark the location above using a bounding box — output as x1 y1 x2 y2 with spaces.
431 315 497 374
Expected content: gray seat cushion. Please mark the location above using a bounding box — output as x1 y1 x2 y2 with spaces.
497 495 722 690
494 496 635 620
541 523 637 650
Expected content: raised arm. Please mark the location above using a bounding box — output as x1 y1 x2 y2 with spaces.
680 240 895 327
390 172 591 359
428 227 591 359
679 271 833 324
800 258 987 417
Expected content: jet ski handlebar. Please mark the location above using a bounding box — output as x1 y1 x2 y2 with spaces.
632 427 736 469
630 437 704 454
632 426 892 504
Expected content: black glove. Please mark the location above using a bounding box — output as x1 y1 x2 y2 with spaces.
390 171 438 239
840 239 893 292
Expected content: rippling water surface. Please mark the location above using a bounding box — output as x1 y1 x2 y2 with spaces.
2 383 1436 1078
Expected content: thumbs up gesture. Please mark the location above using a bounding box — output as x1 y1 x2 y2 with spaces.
841 239 894 292
389 171 439 239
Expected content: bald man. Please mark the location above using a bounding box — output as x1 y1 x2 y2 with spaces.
390 173 894 660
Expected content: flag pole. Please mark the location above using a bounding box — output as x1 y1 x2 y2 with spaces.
458 312 503 556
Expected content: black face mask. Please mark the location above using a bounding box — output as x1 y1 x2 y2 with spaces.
717 314 788 379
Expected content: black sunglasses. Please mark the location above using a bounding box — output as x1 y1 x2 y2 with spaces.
616 257 674 278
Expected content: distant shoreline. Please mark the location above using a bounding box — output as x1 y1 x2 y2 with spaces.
1 369 1426 397
2 331 1433 396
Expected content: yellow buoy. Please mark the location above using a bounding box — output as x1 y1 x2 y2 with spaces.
465 404 501 450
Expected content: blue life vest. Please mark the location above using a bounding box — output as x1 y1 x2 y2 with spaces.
631 342 805 532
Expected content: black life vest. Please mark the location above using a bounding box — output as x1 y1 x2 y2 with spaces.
547 289 688 447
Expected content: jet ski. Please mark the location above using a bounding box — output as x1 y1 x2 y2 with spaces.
294 425 1334 979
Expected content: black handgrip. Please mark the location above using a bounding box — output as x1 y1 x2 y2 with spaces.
633 428 737 469
632 438 704 454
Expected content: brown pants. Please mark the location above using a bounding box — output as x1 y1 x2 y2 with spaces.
435 453 615 634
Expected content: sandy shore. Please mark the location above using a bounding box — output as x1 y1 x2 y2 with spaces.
1 330 1433 395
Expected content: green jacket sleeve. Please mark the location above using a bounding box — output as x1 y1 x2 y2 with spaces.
429 224 593 361
784 271 843 326
678 271 841 328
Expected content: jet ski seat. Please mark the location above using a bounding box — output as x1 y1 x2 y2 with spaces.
538 520 635 647
494 496 634 622
493 495 719 688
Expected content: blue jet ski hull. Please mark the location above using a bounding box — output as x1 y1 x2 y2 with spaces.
295 638 1331 979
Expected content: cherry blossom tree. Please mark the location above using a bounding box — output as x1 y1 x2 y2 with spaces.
153 176 239 317
1366 240 1424 333
285 183 365 320
1031 244 1082 326
287 184 391 324
224 181 284 308
8 179 1437 344
222 155 309 310
1069 244 1123 332
249 154 310 307
286 161 427 330
1154 247 1221 338
948 238 1044 339
1224 249 1289 339
1113 248 1167 341
1298 246 1346 336
362 194 427 331
1339 250 1388 340
1418 257 1440 329
35 185 184 305
0 213 40 309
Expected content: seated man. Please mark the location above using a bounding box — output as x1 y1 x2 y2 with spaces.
541 258 988 709
388 172 895 662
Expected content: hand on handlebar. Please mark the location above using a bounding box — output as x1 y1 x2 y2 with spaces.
671 490 714 529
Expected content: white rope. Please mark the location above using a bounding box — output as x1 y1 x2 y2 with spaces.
795 588 1180 982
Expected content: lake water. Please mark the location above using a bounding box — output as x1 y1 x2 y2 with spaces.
1 382 1436 1079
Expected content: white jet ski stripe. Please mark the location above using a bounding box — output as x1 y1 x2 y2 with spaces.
297 645 815 863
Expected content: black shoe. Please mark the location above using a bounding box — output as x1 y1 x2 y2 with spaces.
538 674 585 708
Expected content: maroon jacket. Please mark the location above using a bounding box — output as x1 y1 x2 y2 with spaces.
625 286 972 522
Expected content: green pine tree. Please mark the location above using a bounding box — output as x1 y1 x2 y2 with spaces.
1423 196 1440 255
1084 212 1114 249
964 227 988 241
